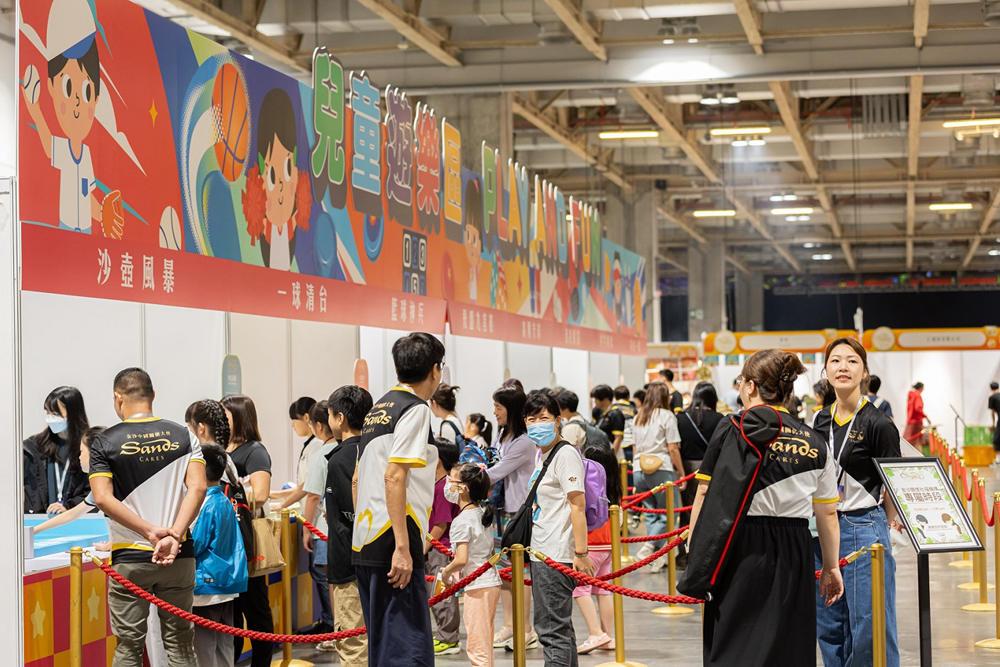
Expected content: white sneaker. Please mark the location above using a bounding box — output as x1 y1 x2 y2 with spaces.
635 543 655 561
649 555 668 572
502 631 540 652
493 626 513 649
577 633 612 654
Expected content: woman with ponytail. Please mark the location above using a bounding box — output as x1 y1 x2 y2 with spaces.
685 349 844 666
441 463 501 667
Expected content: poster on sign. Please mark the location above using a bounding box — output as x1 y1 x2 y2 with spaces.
875 458 982 554
16 0 647 355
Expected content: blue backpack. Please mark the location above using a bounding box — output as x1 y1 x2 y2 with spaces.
440 420 495 466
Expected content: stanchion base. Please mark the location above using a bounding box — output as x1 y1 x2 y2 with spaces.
958 582 995 590
949 559 974 569
975 638 1000 649
961 602 997 613
620 556 636 565
595 661 648 667
270 660 314 667
651 605 695 616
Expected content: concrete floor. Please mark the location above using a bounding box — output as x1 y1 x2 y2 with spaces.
292 466 1000 666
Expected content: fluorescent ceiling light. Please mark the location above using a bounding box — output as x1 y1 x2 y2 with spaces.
771 207 814 215
687 37 699 43
598 130 659 140
709 126 772 137
700 95 720 105
928 202 973 211
942 118 1000 129
803 242 819 249
693 209 737 218
989 249 1000 257
748 138 766 146
731 139 748 147
662 38 675 45
786 215 811 222
769 195 784 202
720 94 740 104
783 194 798 201
811 253 833 261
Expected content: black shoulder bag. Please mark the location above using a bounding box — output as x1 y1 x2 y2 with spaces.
501 442 567 550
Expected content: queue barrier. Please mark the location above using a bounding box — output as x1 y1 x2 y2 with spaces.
66 504 890 667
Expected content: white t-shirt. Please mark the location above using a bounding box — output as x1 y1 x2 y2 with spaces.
631 408 681 466
448 507 501 590
529 444 585 563
296 437 321 488
304 440 337 533
269 223 291 270
52 136 95 232
561 417 587 450
352 404 438 558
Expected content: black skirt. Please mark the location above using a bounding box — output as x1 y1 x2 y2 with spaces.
703 516 815 667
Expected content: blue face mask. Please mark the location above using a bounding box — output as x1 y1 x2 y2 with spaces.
527 421 557 448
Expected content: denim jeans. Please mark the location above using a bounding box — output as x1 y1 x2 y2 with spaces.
632 468 678 549
310 538 333 626
530 560 578 667
815 506 899 667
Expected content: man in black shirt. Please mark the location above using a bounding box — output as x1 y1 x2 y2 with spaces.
591 384 624 450
321 385 373 662
658 368 685 412
989 382 1000 458
89 368 207 666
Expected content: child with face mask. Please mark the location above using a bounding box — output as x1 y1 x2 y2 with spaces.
441 463 502 666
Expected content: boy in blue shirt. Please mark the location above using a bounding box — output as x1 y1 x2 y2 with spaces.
192 444 248 667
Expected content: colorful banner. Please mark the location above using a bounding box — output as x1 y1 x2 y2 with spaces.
16 0 646 355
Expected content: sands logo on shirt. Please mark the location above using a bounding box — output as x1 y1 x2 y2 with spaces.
363 409 393 428
769 437 819 459
120 438 181 456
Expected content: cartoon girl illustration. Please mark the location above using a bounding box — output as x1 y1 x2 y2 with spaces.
20 0 139 237
463 178 484 303
242 88 311 270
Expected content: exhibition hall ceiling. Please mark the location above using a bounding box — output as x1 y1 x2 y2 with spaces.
8 0 1000 275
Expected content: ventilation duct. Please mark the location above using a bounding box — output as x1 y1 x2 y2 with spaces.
863 94 906 138
984 0 1000 27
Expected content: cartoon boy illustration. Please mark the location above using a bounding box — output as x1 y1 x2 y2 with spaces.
20 0 128 237
612 251 625 329
463 178 484 303
242 88 312 270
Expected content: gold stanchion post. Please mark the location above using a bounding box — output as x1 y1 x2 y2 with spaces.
652 480 693 617
963 480 996 612
273 509 312 666
871 543 887 667
597 506 647 667
511 544 528 667
619 461 634 565
69 547 83 667
976 493 1000 649
951 461 972 568
960 471 988 590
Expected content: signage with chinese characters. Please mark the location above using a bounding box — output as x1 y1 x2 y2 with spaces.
875 458 983 554
17 0 646 355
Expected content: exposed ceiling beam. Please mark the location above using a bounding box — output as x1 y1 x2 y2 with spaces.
730 197 802 272
732 0 764 56
167 0 306 72
914 0 930 49
628 87 720 183
662 232 985 248
511 96 632 193
355 0 461 67
657 205 707 245
769 81 817 180
906 182 916 269
726 252 752 276
962 187 1000 268
658 252 687 273
542 0 607 62
907 75 925 178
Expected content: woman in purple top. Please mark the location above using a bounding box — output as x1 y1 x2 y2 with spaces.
487 382 540 650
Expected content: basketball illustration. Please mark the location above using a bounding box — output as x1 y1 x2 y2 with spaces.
211 62 250 182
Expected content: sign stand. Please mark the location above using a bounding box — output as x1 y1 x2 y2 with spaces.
876 457 984 667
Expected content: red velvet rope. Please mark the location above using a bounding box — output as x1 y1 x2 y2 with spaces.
300 517 328 542
621 472 697 508
621 526 687 544
427 559 496 606
977 484 996 528
600 536 683 580
429 537 454 559
628 505 693 515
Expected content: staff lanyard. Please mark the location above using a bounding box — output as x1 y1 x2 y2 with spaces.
828 401 864 481
54 458 69 504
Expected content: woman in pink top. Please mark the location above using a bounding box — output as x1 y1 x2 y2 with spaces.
904 382 927 446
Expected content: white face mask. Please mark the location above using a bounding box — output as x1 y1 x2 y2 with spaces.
45 413 69 435
443 482 463 505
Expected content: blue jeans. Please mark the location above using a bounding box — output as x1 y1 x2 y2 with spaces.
309 538 333 626
815 506 899 667
632 468 678 550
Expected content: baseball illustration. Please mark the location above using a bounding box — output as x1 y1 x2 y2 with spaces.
22 65 40 105
159 206 182 250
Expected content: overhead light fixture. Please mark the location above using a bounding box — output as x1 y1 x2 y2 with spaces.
748 138 766 146
731 139 748 147
720 92 741 105
928 202 973 211
989 249 1000 257
783 194 798 201
693 209 737 218
811 253 834 261
771 207 814 215
700 84 740 106
687 37 699 44
942 118 1000 128
598 130 660 140
661 38 675 45
709 126 772 137
785 215 811 222
803 242 819 249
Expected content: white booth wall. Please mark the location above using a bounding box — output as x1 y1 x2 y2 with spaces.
20 295 649 485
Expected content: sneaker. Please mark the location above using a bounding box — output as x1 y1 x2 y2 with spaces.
628 514 641 531
434 641 461 656
635 543 655 561
649 555 668 572
503 631 540 652
577 633 612 654
493 627 513 649
316 640 338 652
